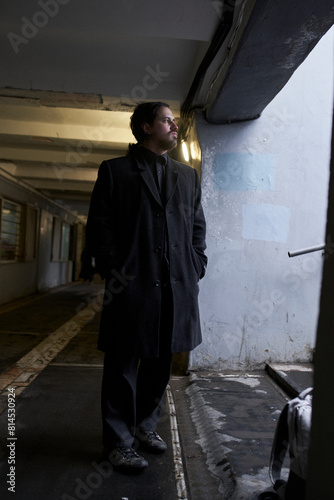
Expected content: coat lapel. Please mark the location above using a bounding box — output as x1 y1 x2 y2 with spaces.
165 158 178 205
135 149 163 207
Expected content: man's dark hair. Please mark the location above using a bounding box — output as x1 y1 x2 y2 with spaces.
130 101 170 143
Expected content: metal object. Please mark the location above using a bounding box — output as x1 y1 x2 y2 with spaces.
288 244 325 258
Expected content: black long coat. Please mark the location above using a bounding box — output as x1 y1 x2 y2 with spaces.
86 147 207 357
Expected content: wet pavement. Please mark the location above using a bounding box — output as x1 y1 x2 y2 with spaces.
0 282 313 499
174 367 312 500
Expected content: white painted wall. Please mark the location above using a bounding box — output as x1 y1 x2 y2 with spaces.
36 209 72 291
0 261 38 303
192 28 334 370
0 176 80 305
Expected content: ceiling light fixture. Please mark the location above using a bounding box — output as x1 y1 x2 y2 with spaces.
182 141 190 163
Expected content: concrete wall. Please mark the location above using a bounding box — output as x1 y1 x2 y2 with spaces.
191 28 334 370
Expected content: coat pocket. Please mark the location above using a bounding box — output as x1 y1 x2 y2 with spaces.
190 246 203 280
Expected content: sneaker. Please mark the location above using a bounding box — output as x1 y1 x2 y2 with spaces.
135 427 167 453
105 446 148 472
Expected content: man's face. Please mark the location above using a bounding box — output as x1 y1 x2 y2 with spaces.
143 106 178 153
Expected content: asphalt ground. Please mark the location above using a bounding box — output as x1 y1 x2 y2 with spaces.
173 367 312 500
0 282 313 500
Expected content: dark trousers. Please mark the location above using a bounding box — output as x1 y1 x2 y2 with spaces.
101 351 173 449
101 281 173 450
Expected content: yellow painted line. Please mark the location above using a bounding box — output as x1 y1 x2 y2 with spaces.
0 299 101 408
166 385 188 500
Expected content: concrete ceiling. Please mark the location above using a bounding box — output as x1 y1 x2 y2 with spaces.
1 0 333 220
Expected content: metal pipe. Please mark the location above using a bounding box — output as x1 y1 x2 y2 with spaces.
288 244 325 258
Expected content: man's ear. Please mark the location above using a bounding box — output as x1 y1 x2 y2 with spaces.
142 122 151 135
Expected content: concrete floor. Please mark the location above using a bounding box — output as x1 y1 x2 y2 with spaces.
0 282 313 500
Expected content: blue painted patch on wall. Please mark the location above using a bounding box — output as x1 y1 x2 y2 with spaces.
213 153 274 191
242 203 291 243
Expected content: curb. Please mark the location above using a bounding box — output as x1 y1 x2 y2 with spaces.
265 363 313 399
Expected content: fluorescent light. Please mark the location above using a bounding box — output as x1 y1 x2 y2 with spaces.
182 141 189 162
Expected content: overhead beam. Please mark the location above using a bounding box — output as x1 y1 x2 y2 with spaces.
13 165 97 182
47 192 92 202
0 145 123 166
0 89 181 115
25 179 94 192
205 0 334 123
0 113 133 145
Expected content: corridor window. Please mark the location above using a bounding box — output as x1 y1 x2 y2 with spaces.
51 217 61 261
60 222 71 261
25 206 38 261
0 199 22 261
51 218 72 261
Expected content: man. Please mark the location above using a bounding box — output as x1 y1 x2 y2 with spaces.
86 102 207 472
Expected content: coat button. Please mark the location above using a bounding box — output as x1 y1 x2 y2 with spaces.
154 246 162 253
154 280 161 287
156 211 163 218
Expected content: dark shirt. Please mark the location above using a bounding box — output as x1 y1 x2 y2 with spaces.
140 146 167 197
139 147 169 273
